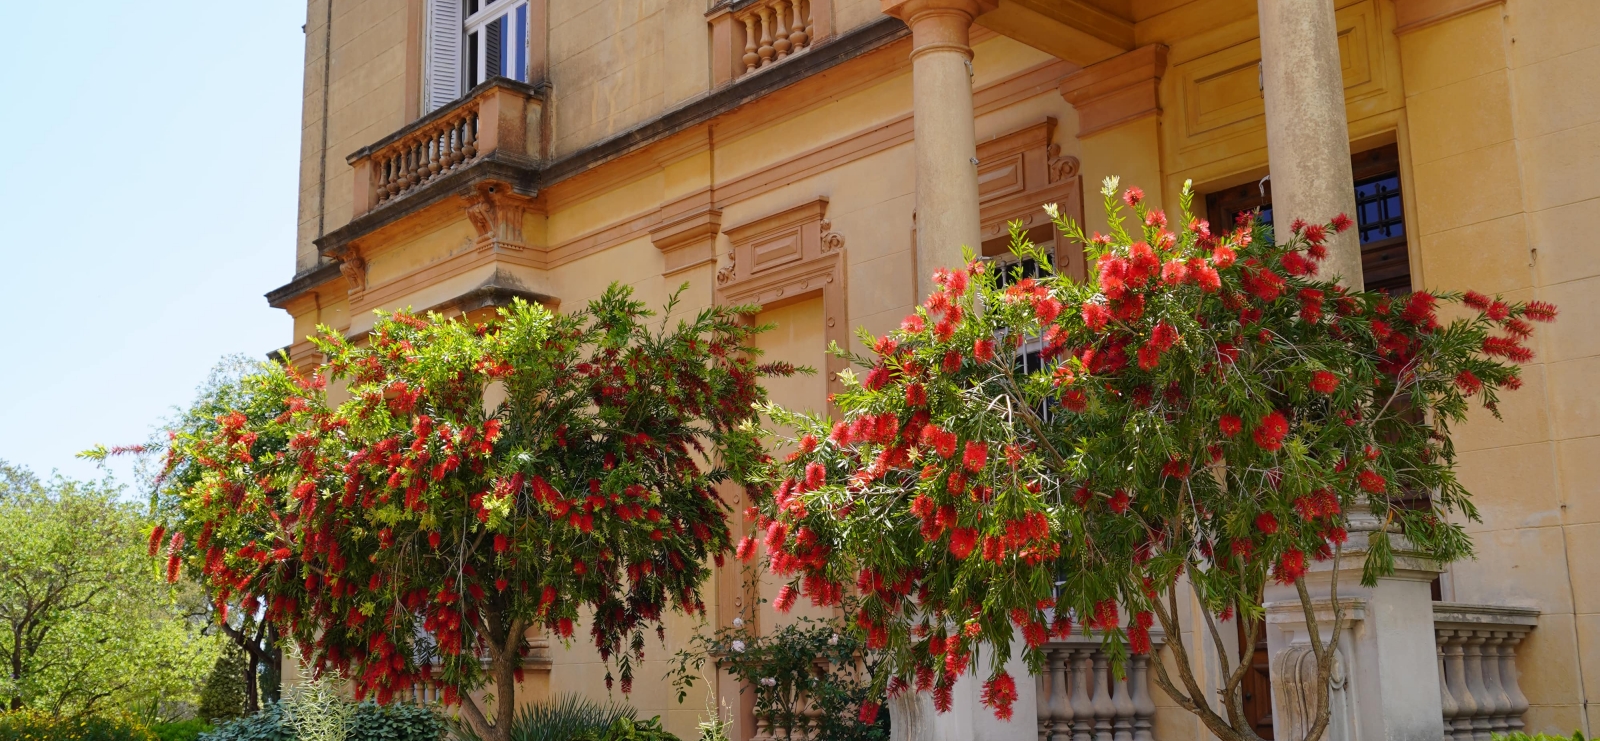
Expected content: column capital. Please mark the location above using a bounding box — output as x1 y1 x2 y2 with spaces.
1057 44 1167 137
882 0 997 56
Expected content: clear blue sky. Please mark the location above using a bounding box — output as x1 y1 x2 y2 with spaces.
0 2 307 485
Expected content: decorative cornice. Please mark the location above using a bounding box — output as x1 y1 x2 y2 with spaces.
1058 44 1168 138
265 261 343 309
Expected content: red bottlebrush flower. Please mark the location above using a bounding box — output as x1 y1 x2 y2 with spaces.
1253 411 1289 452
1455 371 1483 394
1330 213 1353 233
874 335 899 356
1162 458 1190 479
1137 344 1163 371
981 672 1019 721
1400 292 1438 326
942 350 963 375
865 365 892 391
1145 209 1168 229
1486 301 1511 321
1303 223 1327 244
973 338 996 362
946 268 969 296
494 534 509 553
1255 512 1280 535
148 525 167 557
859 701 882 724
1219 415 1243 437
1503 317 1534 339
1274 549 1308 584
806 462 826 490
933 682 955 713
1150 321 1179 352
949 528 979 560
1035 298 1063 325
1358 470 1387 494
1129 624 1152 655
272 547 291 561
1482 336 1534 363
1123 186 1144 207
1464 291 1493 311
428 531 442 549
1109 489 1131 514
902 313 926 333
906 383 928 407
1280 251 1316 277
165 554 182 583
962 441 987 472
1524 301 1558 322
1194 264 1222 292
775 585 798 613
1212 245 1237 268
1162 259 1189 286
1083 302 1112 332
1310 370 1340 394
1061 388 1088 413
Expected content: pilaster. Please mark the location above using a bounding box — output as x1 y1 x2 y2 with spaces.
1058 45 1168 236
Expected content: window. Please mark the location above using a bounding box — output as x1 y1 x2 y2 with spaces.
464 0 529 89
1203 144 1412 296
425 0 529 112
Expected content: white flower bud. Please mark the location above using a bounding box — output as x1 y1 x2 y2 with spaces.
732 640 746 653
1101 176 1120 198
1043 203 1060 219
732 617 744 628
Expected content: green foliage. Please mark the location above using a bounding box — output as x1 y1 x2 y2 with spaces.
752 178 1556 735
0 462 217 718
152 285 792 741
199 645 249 722
152 719 213 741
0 710 158 741
452 694 633 741
1493 734 1588 741
198 700 444 741
668 614 886 741
570 717 679 741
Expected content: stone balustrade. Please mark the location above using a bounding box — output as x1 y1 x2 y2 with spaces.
348 78 543 218
1434 603 1538 741
734 0 814 76
1035 631 1164 741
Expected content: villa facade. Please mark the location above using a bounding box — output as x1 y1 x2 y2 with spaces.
271 0 1600 738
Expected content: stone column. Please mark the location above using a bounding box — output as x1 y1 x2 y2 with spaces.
1258 0 1363 287
882 0 995 300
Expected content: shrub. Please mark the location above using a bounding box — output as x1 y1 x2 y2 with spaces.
198 646 249 723
0 711 157 741
198 701 443 741
453 694 633 741
152 719 213 741
571 717 680 741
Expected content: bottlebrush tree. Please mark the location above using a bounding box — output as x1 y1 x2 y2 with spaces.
748 178 1556 741
151 286 792 741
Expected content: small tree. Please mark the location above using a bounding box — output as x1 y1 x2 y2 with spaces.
749 178 1555 741
199 644 249 722
152 286 790 741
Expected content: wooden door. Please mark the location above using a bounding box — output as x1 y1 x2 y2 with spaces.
1238 617 1275 739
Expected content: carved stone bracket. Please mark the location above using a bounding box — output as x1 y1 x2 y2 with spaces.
716 198 848 398
336 246 368 294
464 182 530 252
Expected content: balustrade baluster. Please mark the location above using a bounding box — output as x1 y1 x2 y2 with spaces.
1090 651 1115 741
1130 655 1155 741
1444 631 1476 741
1480 633 1512 734
1500 631 1529 731
463 112 478 159
1050 648 1074 741
1070 649 1094 741
1038 671 1053 741
1111 664 1134 741
757 7 776 66
773 1 792 58
1463 632 1494 741
427 131 441 177
789 0 809 51
1439 631 1461 741
742 15 760 72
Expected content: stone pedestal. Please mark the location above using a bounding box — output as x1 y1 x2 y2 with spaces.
1263 509 1445 741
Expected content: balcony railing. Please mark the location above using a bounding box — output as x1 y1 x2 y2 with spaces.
734 0 814 77
1434 603 1538 741
1035 631 1164 741
348 78 544 218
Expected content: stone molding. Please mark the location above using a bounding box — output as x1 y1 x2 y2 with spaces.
974 118 1083 249
715 198 848 399
1393 0 1503 35
649 192 723 277
1431 602 1540 631
1058 44 1168 138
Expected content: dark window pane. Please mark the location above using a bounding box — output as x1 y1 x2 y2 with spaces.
1355 174 1404 245
468 32 479 88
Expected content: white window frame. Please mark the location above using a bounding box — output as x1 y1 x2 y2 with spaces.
463 0 531 90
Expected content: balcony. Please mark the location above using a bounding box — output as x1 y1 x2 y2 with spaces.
1034 631 1164 741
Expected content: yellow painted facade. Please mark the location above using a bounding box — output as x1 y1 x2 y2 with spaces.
276 0 1600 737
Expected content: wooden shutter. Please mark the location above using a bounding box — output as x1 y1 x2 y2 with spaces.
424 0 462 111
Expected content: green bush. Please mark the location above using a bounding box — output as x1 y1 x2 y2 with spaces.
0 711 157 741
198 646 249 723
451 694 634 741
153 719 213 741
198 701 445 741
1493 733 1588 741
571 717 680 741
